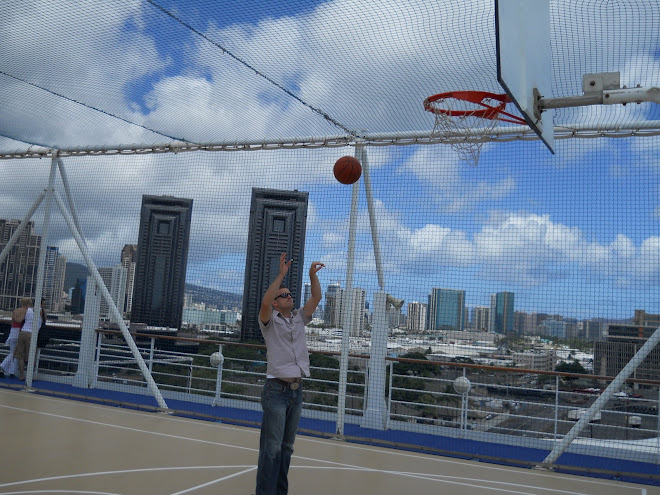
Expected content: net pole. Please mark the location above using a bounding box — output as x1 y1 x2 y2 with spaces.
57 157 85 239
336 160 360 435
52 190 168 410
359 146 385 290
543 325 660 465
25 156 57 387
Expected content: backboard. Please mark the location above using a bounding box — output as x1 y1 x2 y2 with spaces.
495 0 555 153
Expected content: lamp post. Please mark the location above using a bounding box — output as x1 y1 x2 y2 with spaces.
454 375 472 432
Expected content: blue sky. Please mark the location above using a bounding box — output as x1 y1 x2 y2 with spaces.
0 0 659 321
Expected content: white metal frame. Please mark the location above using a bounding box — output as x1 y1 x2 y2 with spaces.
0 155 168 409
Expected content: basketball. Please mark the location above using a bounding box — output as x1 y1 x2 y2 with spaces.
333 156 362 185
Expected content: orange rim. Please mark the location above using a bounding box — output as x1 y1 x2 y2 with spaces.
424 91 527 125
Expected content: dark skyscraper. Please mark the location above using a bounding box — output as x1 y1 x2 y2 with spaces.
131 195 193 329
241 188 308 341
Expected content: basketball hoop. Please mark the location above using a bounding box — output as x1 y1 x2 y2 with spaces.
423 91 527 166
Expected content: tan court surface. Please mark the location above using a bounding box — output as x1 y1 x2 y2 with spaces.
0 388 654 495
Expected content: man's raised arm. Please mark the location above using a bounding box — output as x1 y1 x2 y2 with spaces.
259 253 291 325
303 261 325 319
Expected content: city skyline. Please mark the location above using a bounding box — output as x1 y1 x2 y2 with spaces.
0 241 643 333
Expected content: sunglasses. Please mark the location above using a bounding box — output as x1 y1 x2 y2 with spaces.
275 292 293 300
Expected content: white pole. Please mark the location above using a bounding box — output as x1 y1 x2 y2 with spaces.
361 291 388 429
336 146 361 435
212 345 224 407
358 146 388 429
52 190 168 410
25 157 58 387
543 325 660 465
74 274 100 388
57 157 85 239
359 147 385 290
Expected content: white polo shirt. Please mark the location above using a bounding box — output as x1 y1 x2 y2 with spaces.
259 309 311 379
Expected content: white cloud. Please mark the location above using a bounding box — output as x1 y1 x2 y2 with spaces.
335 206 660 290
400 145 516 212
1 0 659 318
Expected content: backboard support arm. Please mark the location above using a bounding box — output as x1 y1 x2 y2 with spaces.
536 72 660 113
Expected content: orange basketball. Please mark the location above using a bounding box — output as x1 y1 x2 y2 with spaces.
333 156 362 185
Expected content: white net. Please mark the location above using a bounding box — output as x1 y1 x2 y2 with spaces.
425 92 517 166
1 0 660 486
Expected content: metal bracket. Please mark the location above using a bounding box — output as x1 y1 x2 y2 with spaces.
533 87 543 121
583 72 621 94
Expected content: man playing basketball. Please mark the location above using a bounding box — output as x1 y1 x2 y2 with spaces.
255 253 324 495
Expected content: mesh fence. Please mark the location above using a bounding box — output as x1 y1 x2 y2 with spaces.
1 0 660 484
1 0 659 154
2 137 660 480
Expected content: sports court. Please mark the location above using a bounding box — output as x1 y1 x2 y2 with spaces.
0 388 651 495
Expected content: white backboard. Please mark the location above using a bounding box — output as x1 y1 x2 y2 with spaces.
496 0 555 153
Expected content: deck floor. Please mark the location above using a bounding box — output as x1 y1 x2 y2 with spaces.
0 388 653 495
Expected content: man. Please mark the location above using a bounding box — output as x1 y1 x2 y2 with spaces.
255 253 324 495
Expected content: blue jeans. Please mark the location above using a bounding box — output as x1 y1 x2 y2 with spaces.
255 379 303 495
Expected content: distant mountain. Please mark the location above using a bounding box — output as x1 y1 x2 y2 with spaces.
65 262 89 291
185 283 242 310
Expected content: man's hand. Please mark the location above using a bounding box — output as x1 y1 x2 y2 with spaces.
309 261 325 277
279 252 292 277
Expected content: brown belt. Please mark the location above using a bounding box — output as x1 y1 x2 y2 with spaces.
269 377 302 390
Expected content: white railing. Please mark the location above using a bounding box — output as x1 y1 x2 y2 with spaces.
3 330 659 469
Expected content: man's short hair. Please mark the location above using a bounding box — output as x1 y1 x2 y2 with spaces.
20 297 32 307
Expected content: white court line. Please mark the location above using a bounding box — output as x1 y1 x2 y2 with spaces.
0 467 254 491
0 389 646 493
287 465 630 495
0 389 648 494
0 461 648 495
168 467 256 495
0 464 603 495
0 491 121 495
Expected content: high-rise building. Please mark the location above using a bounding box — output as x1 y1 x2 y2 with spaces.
240 188 308 341
512 350 556 371
406 301 427 333
121 244 138 314
324 282 343 327
518 312 539 336
489 291 514 334
131 195 193 329
70 277 86 314
303 282 323 319
98 264 127 323
540 318 566 338
342 287 366 336
577 320 602 340
43 246 66 312
0 219 41 310
595 311 660 381
471 306 489 331
428 288 465 331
